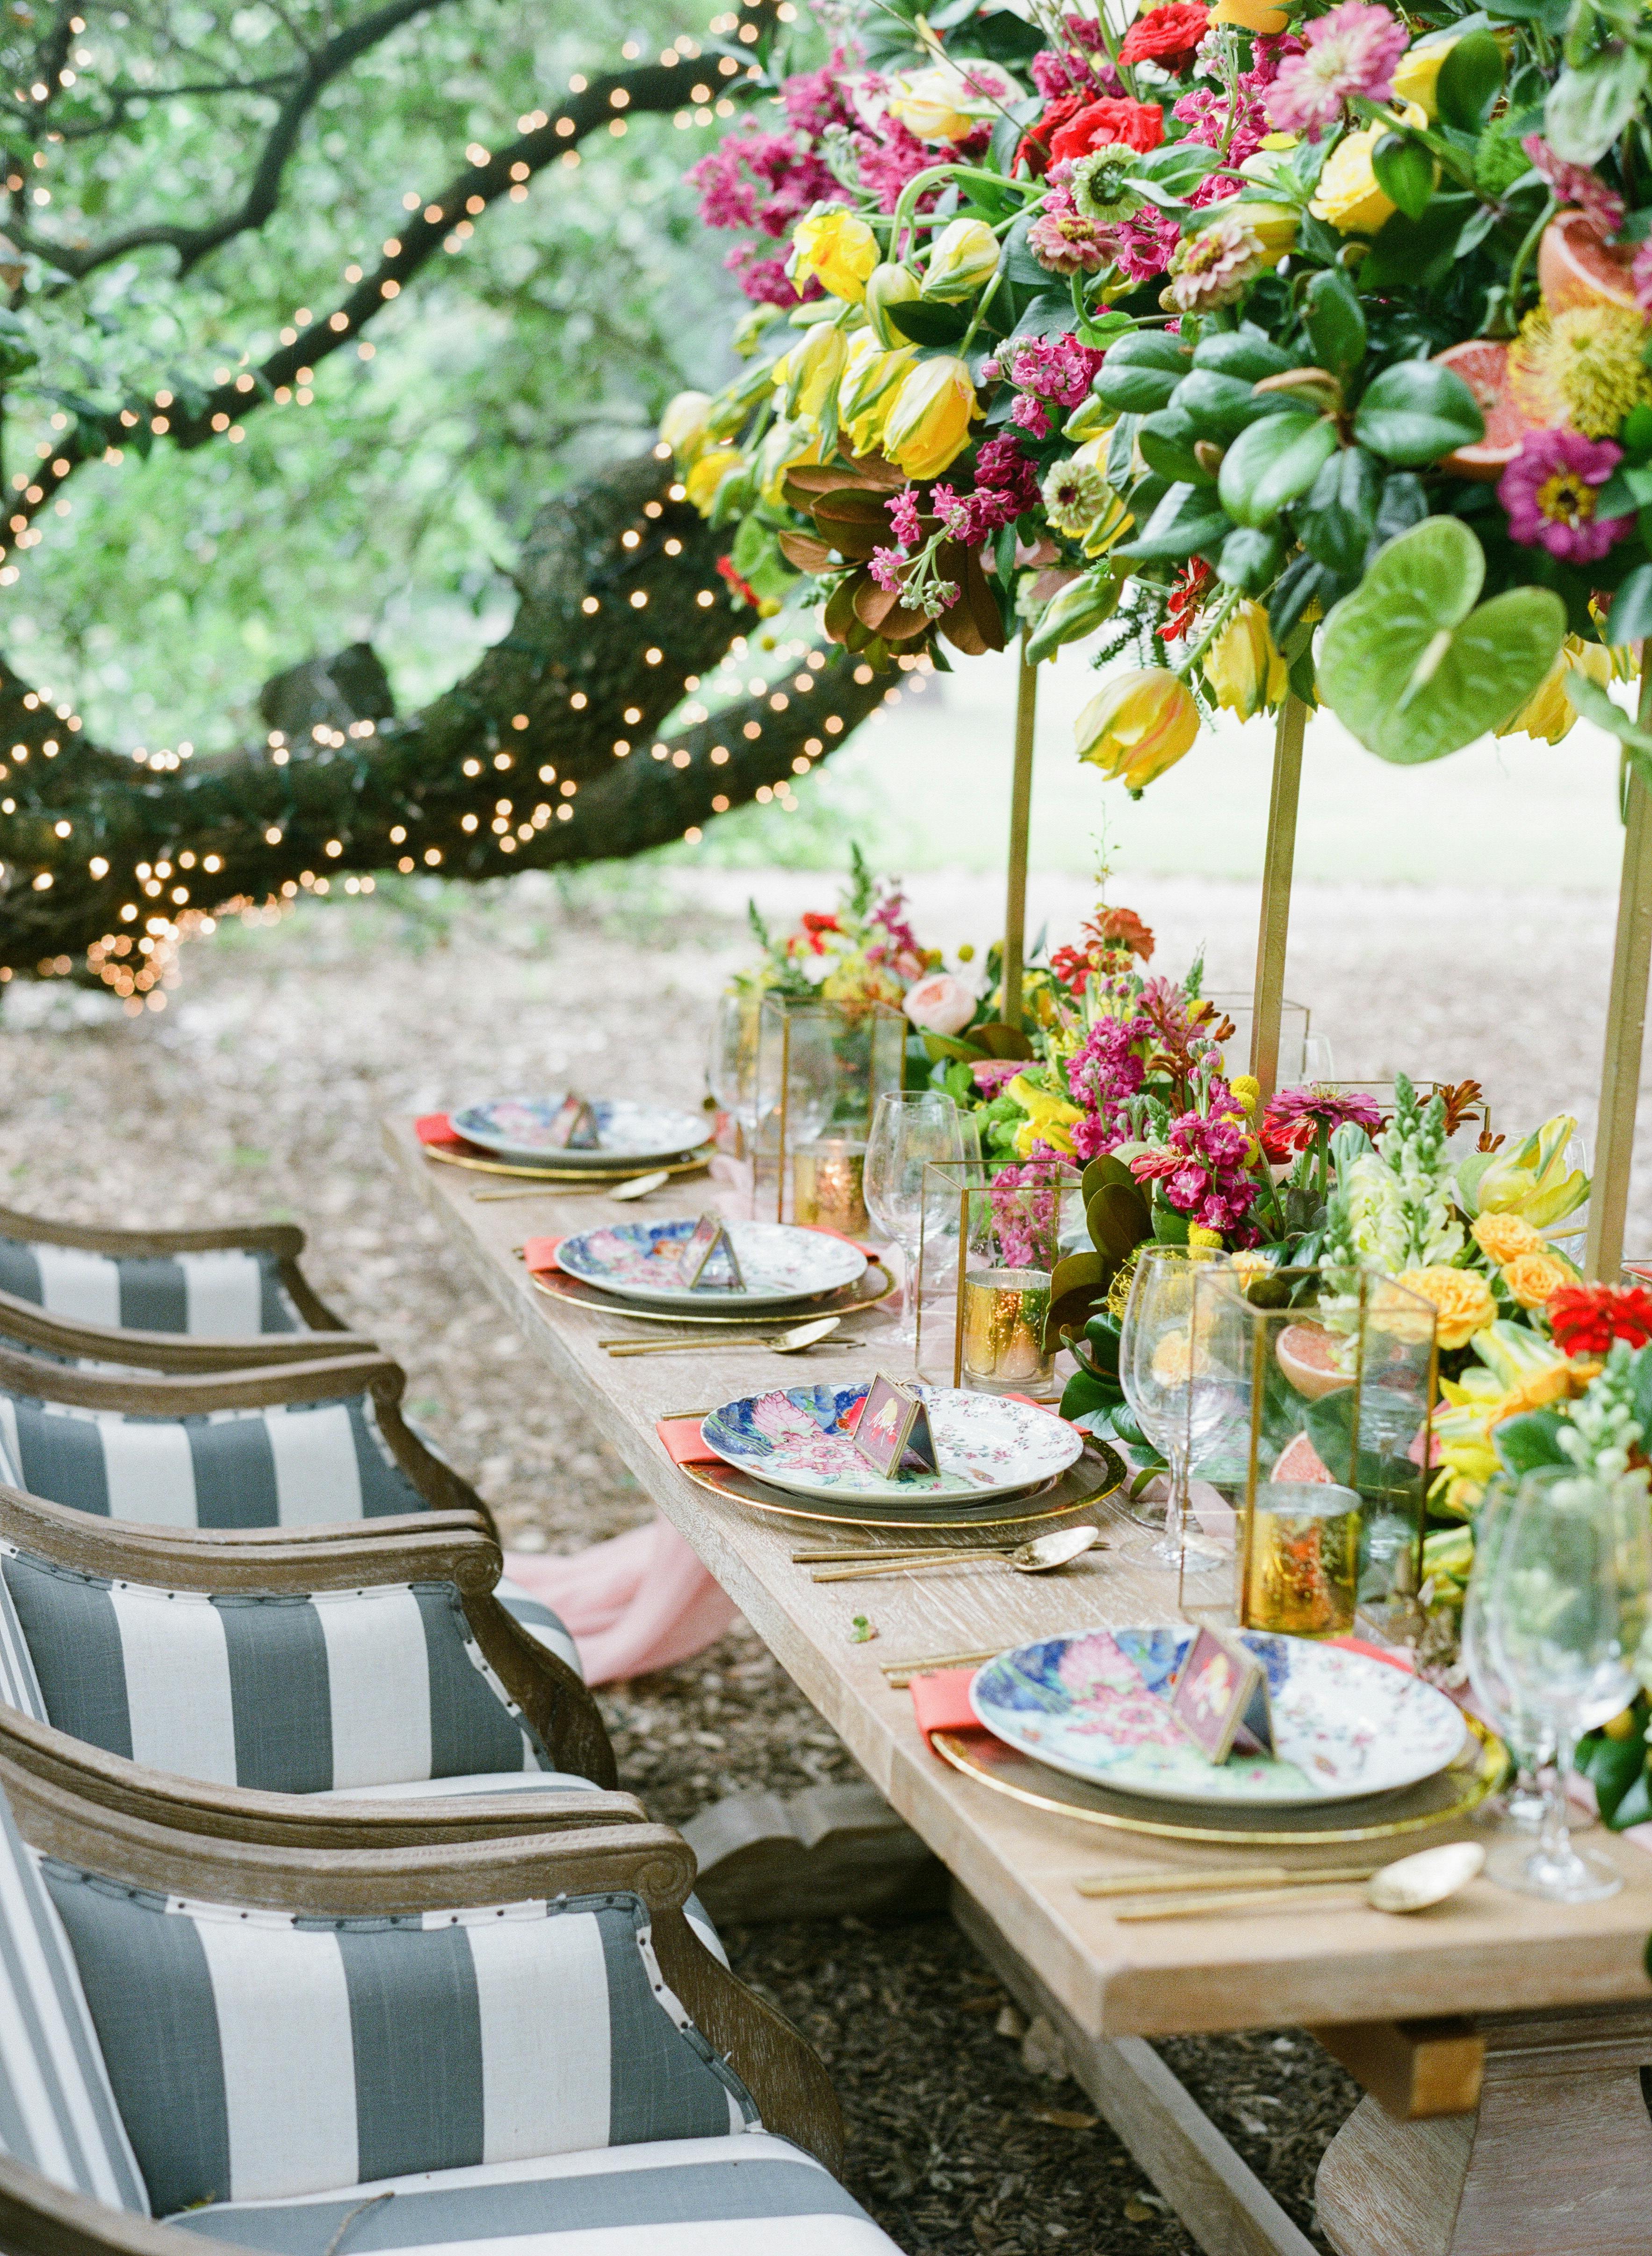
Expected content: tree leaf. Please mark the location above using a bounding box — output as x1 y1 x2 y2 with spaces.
1113 480 1231 562
1604 563 1652 648
1565 671 1652 753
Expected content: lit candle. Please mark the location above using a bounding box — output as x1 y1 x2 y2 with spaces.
793 1136 868 1235
961 1266 1053 1394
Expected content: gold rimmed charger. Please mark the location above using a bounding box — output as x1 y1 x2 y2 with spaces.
425 1142 716 1184
529 1260 898 1328
928 1711 1507 1847
671 1439 1125 1532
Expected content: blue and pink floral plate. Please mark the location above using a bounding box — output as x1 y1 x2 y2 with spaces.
451 1097 707 1169
701 1381 1083 1505
969 1628 1466 1806
557 1219 866 1309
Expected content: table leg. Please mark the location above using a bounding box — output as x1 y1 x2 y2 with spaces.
1315 2004 1652 2256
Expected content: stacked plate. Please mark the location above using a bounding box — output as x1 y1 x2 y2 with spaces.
450 1097 710 1175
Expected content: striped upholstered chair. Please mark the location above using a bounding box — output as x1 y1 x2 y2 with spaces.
0 1202 345 1336
0 1756 902 2256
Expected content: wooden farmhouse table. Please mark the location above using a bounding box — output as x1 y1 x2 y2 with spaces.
389 1116 1652 2256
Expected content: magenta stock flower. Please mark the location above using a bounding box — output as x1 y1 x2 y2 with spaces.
1129 1104 1258 1236
1498 428 1631 564
975 436 1041 515
1264 1 1407 135
1521 136 1625 235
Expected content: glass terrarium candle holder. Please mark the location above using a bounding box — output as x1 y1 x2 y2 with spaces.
915 1161 1085 1396
752 994 905 1225
1189 1266 1438 1640
1205 994 1312 1087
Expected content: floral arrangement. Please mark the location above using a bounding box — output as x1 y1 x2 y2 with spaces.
666 0 1652 786
736 842 944 1006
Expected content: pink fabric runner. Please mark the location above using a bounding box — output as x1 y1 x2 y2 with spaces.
503 1520 739 1685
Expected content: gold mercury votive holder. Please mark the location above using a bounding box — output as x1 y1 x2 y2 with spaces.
960 1266 1054 1396
793 1137 869 1237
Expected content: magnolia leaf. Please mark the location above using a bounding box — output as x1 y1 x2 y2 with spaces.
1352 362 1483 468
1370 132 1435 221
1318 516 1565 763
1436 29 1505 130
1218 411 1337 529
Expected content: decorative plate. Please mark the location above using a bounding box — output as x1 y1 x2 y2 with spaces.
450 1098 708 1167
700 1381 1083 1505
970 1628 1466 1807
555 1218 866 1309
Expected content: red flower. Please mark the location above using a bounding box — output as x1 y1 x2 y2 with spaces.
1161 557 1214 644
714 554 760 609
1017 92 1087 174
1092 905 1155 961
1548 1284 1652 1358
1118 3 1210 71
1046 95 1166 165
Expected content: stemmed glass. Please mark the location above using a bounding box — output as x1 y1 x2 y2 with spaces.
1460 1478 1553 1830
1120 1245 1233 1572
707 992 762 1152
1475 1468 1652 1902
864 1091 964 1348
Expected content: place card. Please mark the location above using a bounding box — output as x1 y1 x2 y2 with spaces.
545 1093 600 1150
1167 1627 1276 1765
676 1213 745 1291
849 1373 939 1480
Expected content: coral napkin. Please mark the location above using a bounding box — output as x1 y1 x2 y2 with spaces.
415 1112 469 1150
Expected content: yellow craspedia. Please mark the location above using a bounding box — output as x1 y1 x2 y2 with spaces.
683 446 744 514
881 354 980 478
1203 602 1287 720
1509 303 1652 440
1228 1074 1261 1116
1187 1223 1226 1249
1075 668 1201 790
791 210 879 303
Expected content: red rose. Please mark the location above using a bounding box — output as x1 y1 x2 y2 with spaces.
1117 3 1210 71
1017 92 1088 174
1046 95 1166 166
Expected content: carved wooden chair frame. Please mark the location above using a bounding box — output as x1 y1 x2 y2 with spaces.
0 1753 844 2256
0 1281 376 1370
0 1201 346 1331
0 1480 616 1790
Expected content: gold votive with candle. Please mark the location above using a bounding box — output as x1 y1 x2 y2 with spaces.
793 1137 869 1236
961 1265 1054 1394
1240 1481 1360 1638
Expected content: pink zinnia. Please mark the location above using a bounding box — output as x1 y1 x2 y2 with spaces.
1264 1 1408 136
1499 429 1631 564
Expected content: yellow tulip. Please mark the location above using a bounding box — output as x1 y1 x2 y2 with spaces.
1391 37 1457 120
792 209 879 304
1075 668 1201 790
758 419 825 507
838 337 916 455
1004 1073 1084 1158
784 320 849 425
1203 602 1288 720
881 354 980 478
683 445 745 514
865 262 921 347
883 63 1021 143
1495 635 1616 745
659 389 714 463
1470 1115 1589 1232
922 217 1000 302
1210 0 1287 26
1309 127 1396 235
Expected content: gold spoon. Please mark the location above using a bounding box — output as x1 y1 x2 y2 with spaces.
809 1526 1104 1582
472 1169 671 1204
605 1315 846 1358
1110 1841 1488 1923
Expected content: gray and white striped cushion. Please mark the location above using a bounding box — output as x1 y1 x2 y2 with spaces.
0 1550 549 1792
0 1786 147 2213
0 1552 45 1724
38 1875 759 2219
160 2134 902 2252
0 1239 302 1334
0 1389 428 1525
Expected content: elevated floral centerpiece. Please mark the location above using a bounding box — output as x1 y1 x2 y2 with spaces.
668 0 1652 778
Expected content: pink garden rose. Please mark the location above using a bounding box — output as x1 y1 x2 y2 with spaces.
903 972 978 1035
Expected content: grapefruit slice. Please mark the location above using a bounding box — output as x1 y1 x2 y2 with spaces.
1430 340 1529 481
1276 1320 1349 1401
1272 1430 1333 1482
1537 209 1638 314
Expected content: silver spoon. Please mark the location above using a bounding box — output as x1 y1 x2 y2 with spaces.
1111 1841 1488 1922
809 1525 1104 1582
472 1169 670 1204
604 1315 845 1358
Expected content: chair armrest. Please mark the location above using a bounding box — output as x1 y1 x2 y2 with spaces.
463 1587 616 1788
0 1705 647 1850
0 1340 403 1413
0 2159 242 2256
0 1287 378 1370
0 1207 347 1330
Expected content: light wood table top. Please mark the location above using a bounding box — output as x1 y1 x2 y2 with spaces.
387 1116 1652 2041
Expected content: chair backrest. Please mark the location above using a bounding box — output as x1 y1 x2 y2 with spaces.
37 1871 756 2218
0 1784 147 2214
0 1393 429 1527
0 1547 548 1794
0 1242 302 1338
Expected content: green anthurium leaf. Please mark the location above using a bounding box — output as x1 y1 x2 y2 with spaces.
1296 447 1381 576
1217 412 1337 529
1371 131 1436 221
1088 1179 1151 1260
1436 28 1506 130
972 1021 1036 1059
1546 46 1645 166
1564 672 1652 754
1304 267 1369 379
1353 362 1484 467
1317 516 1566 763
1081 1153 1136 1204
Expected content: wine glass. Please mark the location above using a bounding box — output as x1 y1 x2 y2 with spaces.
1301 1033 1336 1082
757 1005 837 1150
1120 1245 1234 1572
1477 1468 1652 1902
1460 1478 1553 1829
865 1091 963 1348
707 992 762 1149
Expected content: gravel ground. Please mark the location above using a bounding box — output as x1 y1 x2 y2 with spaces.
5 858 1615 2255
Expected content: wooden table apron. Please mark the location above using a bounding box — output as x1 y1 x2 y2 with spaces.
387 1118 1652 2050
